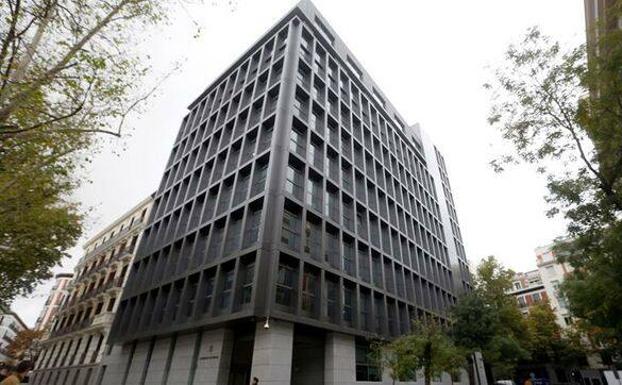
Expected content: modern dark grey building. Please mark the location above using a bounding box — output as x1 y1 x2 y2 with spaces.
98 2 471 385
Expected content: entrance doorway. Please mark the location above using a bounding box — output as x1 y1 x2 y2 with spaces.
291 325 325 385
228 329 254 385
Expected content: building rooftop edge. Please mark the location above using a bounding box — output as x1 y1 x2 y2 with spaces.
83 193 155 249
186 0 420 141
0 304 29 331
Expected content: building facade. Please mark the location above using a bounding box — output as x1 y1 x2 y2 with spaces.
98 2 471 385
535 244 573 328
507 270 548 315
0 305 28 364
31 196 153 385
584 0 620 47
35 273 74 333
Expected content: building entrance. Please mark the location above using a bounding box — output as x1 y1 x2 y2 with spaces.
228 329 255 385
291 325 325 385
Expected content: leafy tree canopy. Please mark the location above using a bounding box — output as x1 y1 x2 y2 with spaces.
6 329 45 361
0 0 201 303
451 257 529 379
374 322 465 385
486 2 622 359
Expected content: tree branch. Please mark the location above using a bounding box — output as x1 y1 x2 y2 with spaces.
0 0 133 123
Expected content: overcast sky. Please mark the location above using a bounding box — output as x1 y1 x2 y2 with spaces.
12 0 586 326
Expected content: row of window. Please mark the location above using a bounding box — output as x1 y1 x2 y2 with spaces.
281 195 452 301
159 87 278 201
128 198 264 297
36 333 105 373
174 25 289 146
298 25 439 213
159 24 289 198
49 294 117 335
279 200 455 314
74 234 138 283
285 119 450 267
143 156 269 258
273 253 452 335
290 82 446 246
114 253 257 339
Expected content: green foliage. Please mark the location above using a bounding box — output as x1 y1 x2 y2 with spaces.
451 257 530 379
487 1 622 360
374 322 465 385
0 0 171 303
525 301 586 367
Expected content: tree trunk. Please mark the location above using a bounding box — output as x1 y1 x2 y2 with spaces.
424 341 432 385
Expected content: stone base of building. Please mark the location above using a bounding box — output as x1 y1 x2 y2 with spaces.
91 319 467 385
30 363 101 385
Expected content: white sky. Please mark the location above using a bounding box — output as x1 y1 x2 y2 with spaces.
12 0 586 326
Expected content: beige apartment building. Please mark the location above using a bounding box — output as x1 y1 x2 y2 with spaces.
31 195 153 385
35 273 74 333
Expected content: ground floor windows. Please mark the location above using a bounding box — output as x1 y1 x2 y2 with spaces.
355 338 381 382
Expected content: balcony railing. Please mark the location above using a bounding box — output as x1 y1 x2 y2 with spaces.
49 317 93 338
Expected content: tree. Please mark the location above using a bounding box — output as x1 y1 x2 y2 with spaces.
6 329 45 361
486 1 622 358
374 322 465 385
0 0 190 303
451 257 530 379
525 301 585 367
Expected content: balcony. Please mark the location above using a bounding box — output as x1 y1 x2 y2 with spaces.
92 312 115 328
49 317 93 338
82 219 142 260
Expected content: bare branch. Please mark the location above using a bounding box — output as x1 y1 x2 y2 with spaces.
0 0 132 123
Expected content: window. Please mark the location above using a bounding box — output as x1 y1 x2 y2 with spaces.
304 218 322 261
201 274 215 314
308 138 323 170
306 174 323 212
285 162 304 200
533 292 541 302
517 296 527 307
342 197 354 232
206 221 225 262
326 276 339 323
239 262 254 305
281 207 301 251
243 204 262 248
314 17 334 45
325 227 340 269
325 186 340 223
301 270 319 316
275 260 297 308
293 89 309 121
289 125 306 156
343 237 355 276
219 268 234 310
360 290 371 331
223 213 243 256
355 339 381 381
233 168 251 206
250 159 269 196
343 284 355 327
183 275 199 318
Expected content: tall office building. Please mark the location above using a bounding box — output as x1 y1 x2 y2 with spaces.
100 2 471 385
35 273 74 332
31 196 153 385
584 0 620 47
